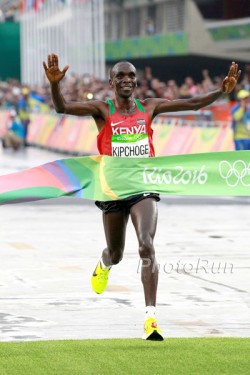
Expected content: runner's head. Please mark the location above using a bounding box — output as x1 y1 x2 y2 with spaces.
109 61 137 99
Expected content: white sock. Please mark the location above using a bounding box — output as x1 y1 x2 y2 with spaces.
145 305 156 320
100 257 111 270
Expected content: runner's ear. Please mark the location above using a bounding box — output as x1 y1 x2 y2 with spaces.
109 78 114 88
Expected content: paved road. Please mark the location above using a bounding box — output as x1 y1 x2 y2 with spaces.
0 146 249 341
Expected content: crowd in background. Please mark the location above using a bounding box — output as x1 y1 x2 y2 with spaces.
1 64 250 114
0 63 250 151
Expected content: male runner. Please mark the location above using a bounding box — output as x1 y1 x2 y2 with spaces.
43 55 240 340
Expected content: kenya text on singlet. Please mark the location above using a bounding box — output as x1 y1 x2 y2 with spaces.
97 99 155 157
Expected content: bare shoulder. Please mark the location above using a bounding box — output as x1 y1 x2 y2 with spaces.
93 100 110 118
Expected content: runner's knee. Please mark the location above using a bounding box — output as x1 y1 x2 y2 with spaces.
138 236 155 259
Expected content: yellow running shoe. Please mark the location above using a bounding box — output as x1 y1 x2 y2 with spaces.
91 260 111 294
142 317 164 341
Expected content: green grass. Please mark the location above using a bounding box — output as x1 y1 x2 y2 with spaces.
0 338 249 375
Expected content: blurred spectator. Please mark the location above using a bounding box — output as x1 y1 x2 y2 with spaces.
238 64 250 92
17 87 31 143
163 80 179 100
231 90 250 150
2 109 26 151
184 76 199 97
213 75 224 91
179 83 191 99
145 17 156 35
201 69 215 92
144 66 153 82
153 81 166 98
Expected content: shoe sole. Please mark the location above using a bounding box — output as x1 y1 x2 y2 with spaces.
143 330 164 341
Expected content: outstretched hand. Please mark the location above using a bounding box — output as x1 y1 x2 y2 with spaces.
43 54 69 84
221 62 241 94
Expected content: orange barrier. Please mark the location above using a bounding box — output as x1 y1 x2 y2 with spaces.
26 114 99 154
153 122 234 155
0 106 235 155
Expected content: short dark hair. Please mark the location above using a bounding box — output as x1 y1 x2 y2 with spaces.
109 61 136 79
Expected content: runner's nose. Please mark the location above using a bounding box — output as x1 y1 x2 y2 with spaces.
122 76 131 83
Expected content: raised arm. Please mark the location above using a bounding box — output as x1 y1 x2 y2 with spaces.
148 62 241 116
43 53 104 117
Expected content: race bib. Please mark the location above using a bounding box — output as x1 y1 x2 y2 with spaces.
112 134 150 157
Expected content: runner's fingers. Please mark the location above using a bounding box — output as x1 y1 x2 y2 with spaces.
228 65 234 77
62 65 69 74
229 62 237 76
52 53 56 66
234 63 238 75
230 63 240 80
54 54 58 65
48 54 52 68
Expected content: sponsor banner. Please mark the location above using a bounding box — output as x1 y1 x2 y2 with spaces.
0 151 249 205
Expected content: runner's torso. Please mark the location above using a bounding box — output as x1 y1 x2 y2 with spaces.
97 99 155 157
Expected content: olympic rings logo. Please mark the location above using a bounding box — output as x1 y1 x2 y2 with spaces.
219 160 250 187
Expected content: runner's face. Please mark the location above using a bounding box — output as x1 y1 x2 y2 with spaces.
110 63 137 98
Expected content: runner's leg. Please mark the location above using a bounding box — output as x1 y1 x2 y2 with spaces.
102 209 130 266
91 208 129 294
130 198 158 306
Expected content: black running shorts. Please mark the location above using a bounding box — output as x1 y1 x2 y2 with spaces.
95 193 160 214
